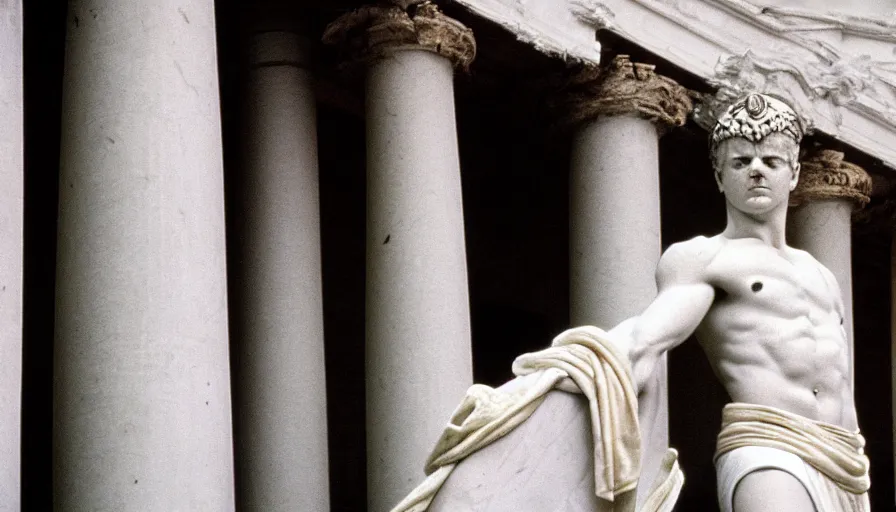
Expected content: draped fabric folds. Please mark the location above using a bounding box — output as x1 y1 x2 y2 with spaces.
715 402 870 511
390 326 684 512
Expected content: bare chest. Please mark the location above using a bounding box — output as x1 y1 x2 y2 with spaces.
697 245 848 388
704 244 840 320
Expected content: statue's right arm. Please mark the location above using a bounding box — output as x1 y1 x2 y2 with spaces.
616 240 716 392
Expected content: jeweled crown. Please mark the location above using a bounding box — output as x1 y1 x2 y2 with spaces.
710 93 802 149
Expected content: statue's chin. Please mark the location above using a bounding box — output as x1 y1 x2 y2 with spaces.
744 196 772 208
731 195 780 216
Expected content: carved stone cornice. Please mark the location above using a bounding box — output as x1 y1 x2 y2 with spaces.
790 150 872 209
449 0 602 63
322 2 476 71
551 0 896 169
556 55 692 130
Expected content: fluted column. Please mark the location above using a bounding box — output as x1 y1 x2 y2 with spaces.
234 30 329 511
563 55 691 506
325 4 476 511
0 1 23 508
53 2 234 510
788 150 871 385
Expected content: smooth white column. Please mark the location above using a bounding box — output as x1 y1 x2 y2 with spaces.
570 116 662 324
366 49 473 512
570 114 668 506
236 31 329 511
0 1 23 509
789 200 855 379
54 2 234 510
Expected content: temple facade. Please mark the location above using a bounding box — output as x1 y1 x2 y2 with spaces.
3 0 896 510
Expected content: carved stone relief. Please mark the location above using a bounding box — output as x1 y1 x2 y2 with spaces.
563 0 896 169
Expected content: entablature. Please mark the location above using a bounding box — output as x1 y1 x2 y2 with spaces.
455 0 896 170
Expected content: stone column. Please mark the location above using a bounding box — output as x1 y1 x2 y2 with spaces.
0 1 23 508
324 4 476 511
234 30 329 511
788 150 871 385
54 2 234 510
563 55 691 506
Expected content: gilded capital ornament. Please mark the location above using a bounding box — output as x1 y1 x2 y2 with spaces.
790 150 871 209
556 55 692 130
322 1 476 70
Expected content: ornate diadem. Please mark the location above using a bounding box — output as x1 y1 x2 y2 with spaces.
710 93 802 149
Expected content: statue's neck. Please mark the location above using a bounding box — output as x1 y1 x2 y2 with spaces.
722 205 789 249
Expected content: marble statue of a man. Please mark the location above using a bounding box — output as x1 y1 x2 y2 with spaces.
611 93 870 510
390 94 870 512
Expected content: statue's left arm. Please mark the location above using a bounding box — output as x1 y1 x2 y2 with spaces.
607 239 718 392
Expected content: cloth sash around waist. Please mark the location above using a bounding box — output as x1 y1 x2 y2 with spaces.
714 402 870 494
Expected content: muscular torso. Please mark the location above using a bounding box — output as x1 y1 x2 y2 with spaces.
692 236 857 429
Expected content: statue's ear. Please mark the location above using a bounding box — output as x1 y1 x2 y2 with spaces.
714 170 724 192
790 162 800 191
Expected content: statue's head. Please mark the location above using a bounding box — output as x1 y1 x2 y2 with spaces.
709 94 803 215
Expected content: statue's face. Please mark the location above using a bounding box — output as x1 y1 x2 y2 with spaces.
713 132 800 216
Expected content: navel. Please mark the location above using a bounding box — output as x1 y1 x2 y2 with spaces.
751 281 763 292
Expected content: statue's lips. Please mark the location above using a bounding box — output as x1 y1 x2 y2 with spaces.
749 186 770 191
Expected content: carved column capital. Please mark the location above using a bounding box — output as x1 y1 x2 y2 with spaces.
322 1 475 70
557 55 692 130
791 150 872 209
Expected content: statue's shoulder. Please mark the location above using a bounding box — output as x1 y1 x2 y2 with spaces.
661 235 725 265
784 245 843 294
657 235 723 284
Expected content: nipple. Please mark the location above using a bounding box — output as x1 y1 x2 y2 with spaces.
751 281 763 292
